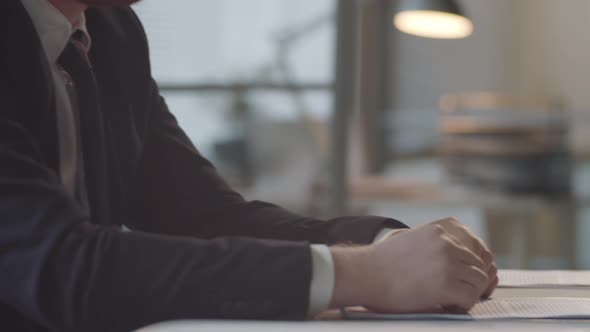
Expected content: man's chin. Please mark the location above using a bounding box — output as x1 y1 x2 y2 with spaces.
77 0 142 5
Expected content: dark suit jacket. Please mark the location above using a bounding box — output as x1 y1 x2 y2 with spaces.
0 2 406 331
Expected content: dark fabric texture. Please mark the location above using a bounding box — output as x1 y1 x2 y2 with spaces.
57 39 91 208
0 1 407 331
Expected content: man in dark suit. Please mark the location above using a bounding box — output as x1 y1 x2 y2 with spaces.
0 0 498 331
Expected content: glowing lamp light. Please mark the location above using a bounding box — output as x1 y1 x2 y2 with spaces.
394 0 473 39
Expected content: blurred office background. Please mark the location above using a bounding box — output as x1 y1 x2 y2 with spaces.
132 0 590 269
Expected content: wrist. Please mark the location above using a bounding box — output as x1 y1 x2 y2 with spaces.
329 245 374 309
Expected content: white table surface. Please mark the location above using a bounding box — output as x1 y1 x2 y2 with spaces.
137 287 590 332
138 320 590 332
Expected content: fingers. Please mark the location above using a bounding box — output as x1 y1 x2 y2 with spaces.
482 263 499 299
441 232 487 273
434 218 494 268
487 262 498 281
443 266 488 311
358 221 498 315
476 238 494 268
446 281 481 311
456 263 489 293
482 275 499 299
449 220 491 265
439 230 490 309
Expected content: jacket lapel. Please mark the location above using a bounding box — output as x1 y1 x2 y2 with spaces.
0 0 60 173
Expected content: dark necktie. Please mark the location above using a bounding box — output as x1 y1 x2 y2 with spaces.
57 31 95 208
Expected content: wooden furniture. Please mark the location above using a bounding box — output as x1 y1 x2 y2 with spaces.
439 92 570 195
438 92 575 268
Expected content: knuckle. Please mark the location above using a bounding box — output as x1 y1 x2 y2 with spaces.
483 250 493 263
459 225 474 237
473 240 487 256
434 237 451 254
441 237 456 252
489 263 498 276
478 277 492 292
432 224 446 235
490 263 498 273
449 217 460 224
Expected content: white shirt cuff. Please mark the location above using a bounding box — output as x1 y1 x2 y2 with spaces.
308 244 334 317
307 228 405 317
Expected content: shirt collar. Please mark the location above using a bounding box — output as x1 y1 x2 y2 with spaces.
20 0 91 63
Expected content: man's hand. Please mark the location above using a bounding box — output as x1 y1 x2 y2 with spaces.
329 219 495 314
431 218 498 298
376 218 498 299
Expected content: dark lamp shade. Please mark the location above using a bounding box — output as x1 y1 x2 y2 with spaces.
393 0 473 39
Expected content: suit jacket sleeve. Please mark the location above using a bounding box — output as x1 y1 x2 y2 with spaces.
0 112 313 330
109 8 408 247
127 84 407 245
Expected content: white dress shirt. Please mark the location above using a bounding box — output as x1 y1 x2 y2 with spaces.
20 0 401 318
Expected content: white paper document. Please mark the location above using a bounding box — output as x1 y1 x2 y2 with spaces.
342 297 590 321
498 270 590 288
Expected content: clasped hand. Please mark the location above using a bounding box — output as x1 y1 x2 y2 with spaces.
330 218 498 314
